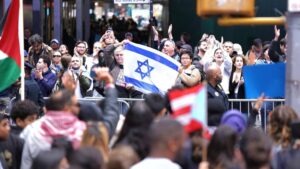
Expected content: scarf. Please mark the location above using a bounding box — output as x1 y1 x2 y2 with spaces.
39 111 86 148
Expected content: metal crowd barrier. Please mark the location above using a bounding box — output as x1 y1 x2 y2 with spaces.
10 97 284 131
228 99 285 131
79 97 131 115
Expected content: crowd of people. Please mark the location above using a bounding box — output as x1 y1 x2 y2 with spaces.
0 21 295 169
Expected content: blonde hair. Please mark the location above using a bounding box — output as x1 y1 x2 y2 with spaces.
81 122 110 162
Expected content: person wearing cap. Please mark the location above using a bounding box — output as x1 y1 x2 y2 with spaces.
28 34 53 67
50 39 60 51
220 109 247 135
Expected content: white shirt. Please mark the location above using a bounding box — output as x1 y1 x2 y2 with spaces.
131 157 181 169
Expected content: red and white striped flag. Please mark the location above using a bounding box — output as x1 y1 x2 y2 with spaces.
168 84 207 133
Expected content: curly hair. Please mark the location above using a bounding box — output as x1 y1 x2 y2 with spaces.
268 105 298 148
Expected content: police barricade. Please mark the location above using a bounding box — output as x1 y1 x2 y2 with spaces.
44 97 285 131
42 97 131 115
228 99 285 131
115 98 285 131
81 97 131 115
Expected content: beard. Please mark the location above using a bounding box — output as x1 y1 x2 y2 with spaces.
216 77 222 84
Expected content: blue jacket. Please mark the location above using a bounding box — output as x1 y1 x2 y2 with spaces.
32 69 57 97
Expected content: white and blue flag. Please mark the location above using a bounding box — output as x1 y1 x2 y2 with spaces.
123 42 180 94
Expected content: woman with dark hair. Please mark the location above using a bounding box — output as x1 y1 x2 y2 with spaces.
113 101 155 159
207 125 240 169
228 55 248 114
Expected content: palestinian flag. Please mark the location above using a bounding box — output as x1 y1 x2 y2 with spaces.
0 0 23 92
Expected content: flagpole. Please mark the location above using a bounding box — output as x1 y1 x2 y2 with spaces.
19 0 25 101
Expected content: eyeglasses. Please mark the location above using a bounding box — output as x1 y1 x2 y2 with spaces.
94 46 101 49
53 55 61 57
71 60 80 63
77 46 86 49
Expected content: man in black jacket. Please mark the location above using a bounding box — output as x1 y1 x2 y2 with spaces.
206 63 229 126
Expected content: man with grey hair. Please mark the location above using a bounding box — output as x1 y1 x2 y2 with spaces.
162 40 179 61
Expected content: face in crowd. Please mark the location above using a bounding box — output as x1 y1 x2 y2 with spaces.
76 42 87 56
59 44 69 55
70 57 81 70
103 32 115 45
51 42 60 51
93 42 102 55
53 51 62 65
36 58 47 70
32 42 43 54
198 40 208 53
24 28 31 39
180 53 192 68
252 43 262 56
162 40 175 56
0 117 10 141
223 41 234 55
214 49 224 63
234 56 244 70
114 47 124 65
215 66 223 84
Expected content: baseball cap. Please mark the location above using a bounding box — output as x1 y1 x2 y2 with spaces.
25 61 34 70
221 109 247 135
51 39 59 44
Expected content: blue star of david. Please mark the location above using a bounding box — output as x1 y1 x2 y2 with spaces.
135 59 154 79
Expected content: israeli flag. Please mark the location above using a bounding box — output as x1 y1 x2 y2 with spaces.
123 42 180 94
